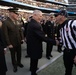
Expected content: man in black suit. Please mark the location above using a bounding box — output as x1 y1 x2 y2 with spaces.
26 10 59 75
0 21 7 75
45 14 55 59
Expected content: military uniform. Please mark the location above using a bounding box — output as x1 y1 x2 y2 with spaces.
2 16 24 72
45 20 55 59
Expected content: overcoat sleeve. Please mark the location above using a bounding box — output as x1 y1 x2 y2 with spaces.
33 24 56 45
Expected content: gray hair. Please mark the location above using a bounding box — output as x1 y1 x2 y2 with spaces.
33 10 42 15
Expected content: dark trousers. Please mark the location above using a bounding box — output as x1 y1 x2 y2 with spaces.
30 58 38 75
63 49 76 75
9 45 21 68
58 45 62 50
46 43 53 57
0 72 6 75
57 44 62 52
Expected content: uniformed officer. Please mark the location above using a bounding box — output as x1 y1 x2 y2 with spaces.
2 7 24 72
45 13 55 59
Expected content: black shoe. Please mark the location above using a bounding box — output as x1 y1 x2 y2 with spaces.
13 67 17 72
49 54 53 57
25 55 30 58
57 50 62 53
46 56 50 60
17 63 24 68
31 72 37 75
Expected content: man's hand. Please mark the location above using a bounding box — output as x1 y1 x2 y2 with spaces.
8 44 13 48
4 48 7 54
21 40 25 44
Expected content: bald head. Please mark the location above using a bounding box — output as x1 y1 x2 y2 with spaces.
32 10 43 23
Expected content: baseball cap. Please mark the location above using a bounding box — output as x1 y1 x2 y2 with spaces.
8 7 19 15
54 10 68 17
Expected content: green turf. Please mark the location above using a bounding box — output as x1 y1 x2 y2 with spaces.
38 56 76 75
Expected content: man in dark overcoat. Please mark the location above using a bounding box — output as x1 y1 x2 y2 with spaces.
0 21 7 75
2 8 24 72
26 10 59 75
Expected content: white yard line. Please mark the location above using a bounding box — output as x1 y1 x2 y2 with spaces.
26 53 63 75
36 52 63 73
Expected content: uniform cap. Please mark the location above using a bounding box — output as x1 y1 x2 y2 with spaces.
8 7 19 15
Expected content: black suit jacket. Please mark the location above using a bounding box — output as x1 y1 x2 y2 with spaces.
0 28 7 72
26 19 56 59
45 20 55 39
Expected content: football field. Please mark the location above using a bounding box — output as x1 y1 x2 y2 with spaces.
38 56 76 75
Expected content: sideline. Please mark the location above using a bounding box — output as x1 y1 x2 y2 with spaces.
26 52 63 75
37 52 63 73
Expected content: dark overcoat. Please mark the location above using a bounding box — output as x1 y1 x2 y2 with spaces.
26 19 56 59
2 17 24 47
0 28 7 72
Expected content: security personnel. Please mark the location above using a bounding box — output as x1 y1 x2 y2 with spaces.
2 7 24 72
45 13 55 59
55 10 76 75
